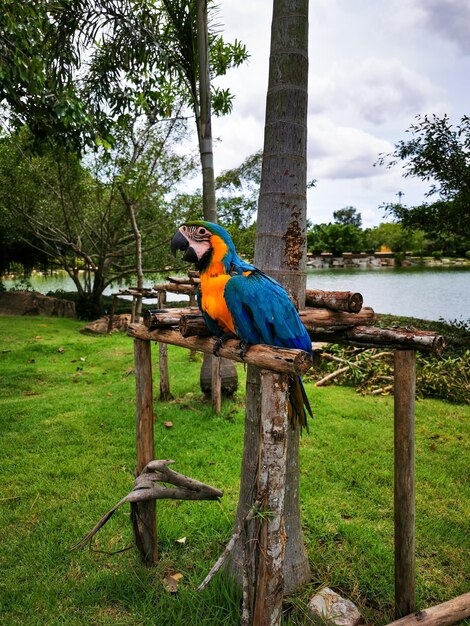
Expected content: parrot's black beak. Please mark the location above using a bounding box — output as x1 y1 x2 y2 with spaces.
171 230 198 263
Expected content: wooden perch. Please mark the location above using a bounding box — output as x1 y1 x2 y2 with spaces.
143 307 200 329
305 289 363 313
128 324 314 376
385 591 470 626
71 460 223 551
180 314 213 337
157 306 375 337
153 283 197 295
339 325 447 354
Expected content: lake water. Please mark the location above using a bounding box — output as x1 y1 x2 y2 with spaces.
306 266 470 322
3 266 470 322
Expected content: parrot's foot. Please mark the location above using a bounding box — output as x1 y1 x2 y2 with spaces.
213 332 237 356
238 340 249 361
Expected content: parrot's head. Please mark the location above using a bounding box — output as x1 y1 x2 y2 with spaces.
171 221 235 272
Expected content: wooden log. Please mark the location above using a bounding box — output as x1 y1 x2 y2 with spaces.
251 371 289 626
128 324 313 376
385 592 470 626
180 314 212 337
178 308 375 337
153 283 197 295
132 338 157 565
300 306 375 330
394 350 416 618
305 289 363 312
314 325 447 354
144 307 200 329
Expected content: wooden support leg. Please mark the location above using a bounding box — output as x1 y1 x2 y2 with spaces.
132 338 157 565
157 293 172 401
212 356 222 414
158 343 173 401
394 350 416 618
248 370 289 626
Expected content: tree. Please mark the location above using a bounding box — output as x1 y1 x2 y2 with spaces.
362 223 426 254
377 114 470 245
307 222 364 255
0 126 194 317
333 206 362 228
229 0 311 602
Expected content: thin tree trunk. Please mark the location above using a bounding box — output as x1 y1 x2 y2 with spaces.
230 0 311 594
196 0 217 222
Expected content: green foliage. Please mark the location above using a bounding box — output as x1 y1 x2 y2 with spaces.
1 316 469 625
310 346 470 404
310 316 470 404
333 206 362 228
0 124 196 316
307 222 364 255
362 222 426 254
377 114 470 251
0 0 248 150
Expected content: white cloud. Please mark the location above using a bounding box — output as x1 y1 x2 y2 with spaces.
311 57 445 125
308 117 392 180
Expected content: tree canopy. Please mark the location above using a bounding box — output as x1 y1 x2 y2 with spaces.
0 0 248 151
377 114 470 248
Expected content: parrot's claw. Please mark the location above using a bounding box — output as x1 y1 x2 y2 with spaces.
238 340 249 361
213 332 237 356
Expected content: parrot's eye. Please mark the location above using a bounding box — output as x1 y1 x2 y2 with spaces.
198 227 208 235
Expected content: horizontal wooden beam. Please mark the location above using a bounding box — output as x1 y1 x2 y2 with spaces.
316 325 447 354
128 324 313 376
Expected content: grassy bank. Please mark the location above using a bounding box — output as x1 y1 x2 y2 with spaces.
0 317 469 625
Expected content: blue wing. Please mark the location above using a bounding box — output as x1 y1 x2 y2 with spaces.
224 270 312 353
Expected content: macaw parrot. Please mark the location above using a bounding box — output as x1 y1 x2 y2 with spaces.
171 220 313 429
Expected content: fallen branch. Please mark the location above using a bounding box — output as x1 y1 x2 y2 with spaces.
71 460 223 551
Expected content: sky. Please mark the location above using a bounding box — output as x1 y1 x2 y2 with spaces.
208 0 470 228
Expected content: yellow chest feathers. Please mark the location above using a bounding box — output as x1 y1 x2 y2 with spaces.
199 273 235 334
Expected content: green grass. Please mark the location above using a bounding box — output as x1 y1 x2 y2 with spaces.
0 316 469 625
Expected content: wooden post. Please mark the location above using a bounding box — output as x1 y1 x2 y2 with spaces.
394 350 416 618
211 355 222 414
132 338 157 565
157 293 172 401
246 371 289 626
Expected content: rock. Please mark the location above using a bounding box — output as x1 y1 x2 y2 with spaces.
308 587 362 626
0 290 76 318
81 313 131 334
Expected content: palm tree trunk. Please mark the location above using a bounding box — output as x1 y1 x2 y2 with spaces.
196 0 217 222
230 0 311 595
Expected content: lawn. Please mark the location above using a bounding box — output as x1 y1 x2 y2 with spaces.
0 316 469 625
